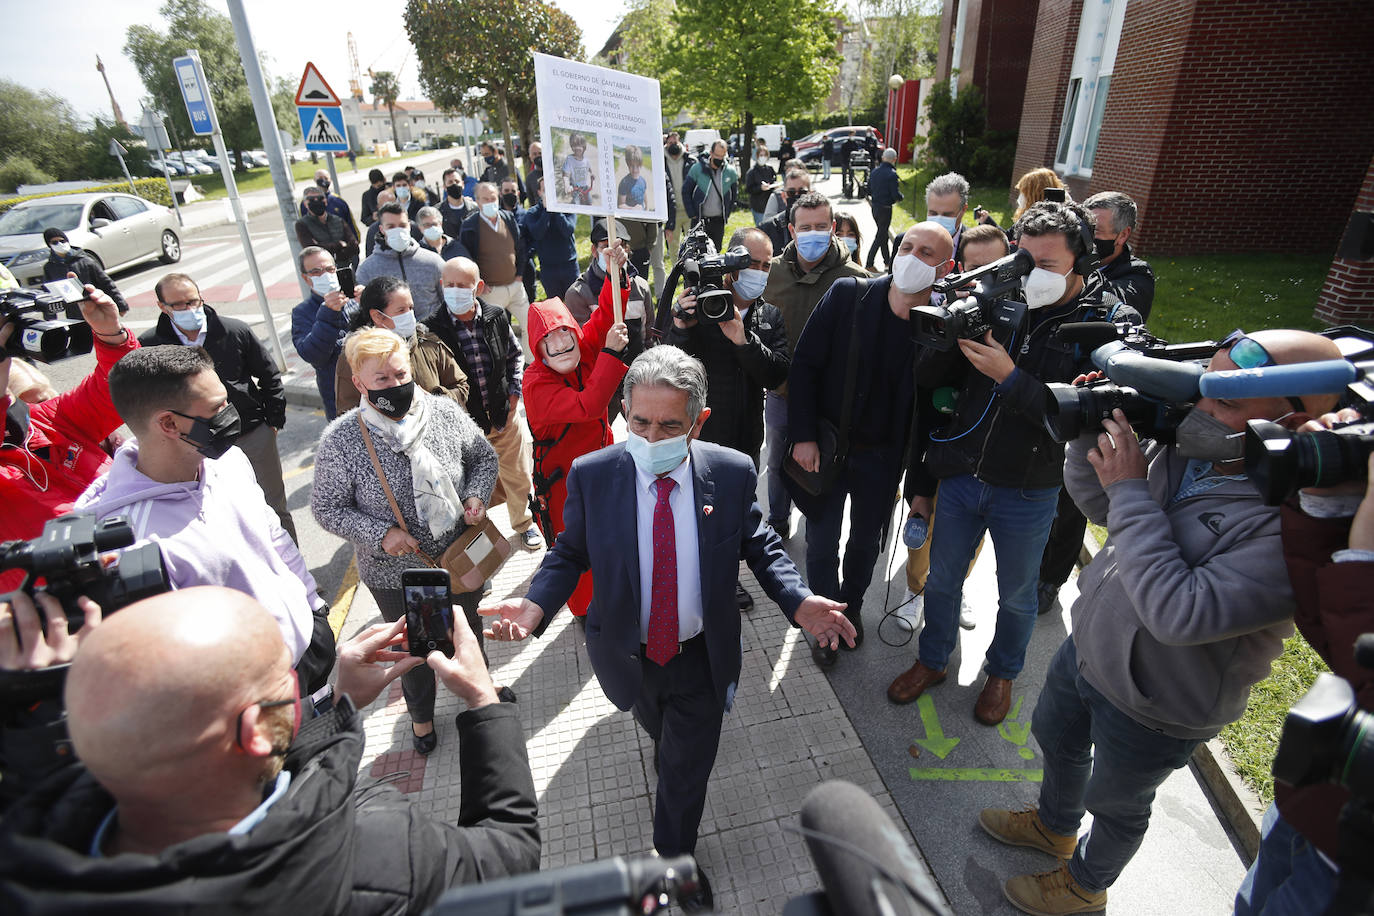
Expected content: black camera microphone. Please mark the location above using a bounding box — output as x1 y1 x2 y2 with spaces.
1056 321 1125 351
796 780 951 916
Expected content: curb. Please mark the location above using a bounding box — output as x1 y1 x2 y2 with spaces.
1077 533 1263 863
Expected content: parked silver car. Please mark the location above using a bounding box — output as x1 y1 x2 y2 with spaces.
0 192 181 286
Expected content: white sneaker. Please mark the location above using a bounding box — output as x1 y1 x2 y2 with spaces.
894 592 924 632
959 595 976 630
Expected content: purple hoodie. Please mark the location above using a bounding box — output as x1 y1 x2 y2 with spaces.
76 441 320 662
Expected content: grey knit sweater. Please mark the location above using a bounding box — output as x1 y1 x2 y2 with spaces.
311 395 498 590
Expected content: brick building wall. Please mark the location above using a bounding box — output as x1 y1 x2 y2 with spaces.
1315 155 1374 325
1012 0 1374 256
937 0 1042 135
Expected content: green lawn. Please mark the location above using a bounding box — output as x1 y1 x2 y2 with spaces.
189 154 394 200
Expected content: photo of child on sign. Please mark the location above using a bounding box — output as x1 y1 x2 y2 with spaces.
613 143 654 212
551 128 597 207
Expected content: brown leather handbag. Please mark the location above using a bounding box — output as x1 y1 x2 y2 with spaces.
357 413 511 594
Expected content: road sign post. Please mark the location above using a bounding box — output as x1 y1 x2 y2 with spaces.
173 49 288 372
140 109 183 227
108 139 137 196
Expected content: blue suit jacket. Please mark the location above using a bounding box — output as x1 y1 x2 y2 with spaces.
527 441 811 711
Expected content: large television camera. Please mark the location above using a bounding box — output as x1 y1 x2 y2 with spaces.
1242 327 1374 505
674 223 751 324
1041 325 1220 443
911 248 1035 351
1 288 93 364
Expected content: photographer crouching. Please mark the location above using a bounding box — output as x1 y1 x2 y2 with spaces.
1235 412 1374 916
887 201 1140 724
0 586 539 912
976 329 1342 915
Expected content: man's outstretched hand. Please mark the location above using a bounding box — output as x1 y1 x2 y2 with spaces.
795 595 855 651
480 597 545 641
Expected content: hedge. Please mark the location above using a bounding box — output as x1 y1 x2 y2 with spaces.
0 178 174 215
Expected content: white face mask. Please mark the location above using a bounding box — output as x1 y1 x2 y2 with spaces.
541 329 580 374
49 242 71 257
309 271 340 297
387 309 417 339
891 253 938 294
480 201 500 219
1021 265 1072 308
395 186 411 201
733 267 768 301
385 227 410 252
443 285 476 315
422 225 443 243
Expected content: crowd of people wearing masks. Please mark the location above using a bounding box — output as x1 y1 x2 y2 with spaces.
0 138 1366 916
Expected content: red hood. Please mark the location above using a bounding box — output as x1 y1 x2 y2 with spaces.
526 298 581 354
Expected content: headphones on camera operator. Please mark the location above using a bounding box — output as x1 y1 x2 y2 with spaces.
1035 193 1099 279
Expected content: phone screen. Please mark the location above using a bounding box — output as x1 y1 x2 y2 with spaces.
403 579 456 658
43 278 85 303
336 266 356 299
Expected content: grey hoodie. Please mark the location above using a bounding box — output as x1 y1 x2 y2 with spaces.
1065 433 1295 740
355 241 447 322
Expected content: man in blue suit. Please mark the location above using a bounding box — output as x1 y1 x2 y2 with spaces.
483 345 854 912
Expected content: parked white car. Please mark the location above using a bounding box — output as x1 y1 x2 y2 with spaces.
0 193 181 286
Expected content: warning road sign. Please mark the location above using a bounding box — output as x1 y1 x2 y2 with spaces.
299 106 349 151
294 62 341 107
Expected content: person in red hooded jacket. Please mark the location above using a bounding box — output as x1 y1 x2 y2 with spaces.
523 245 640 617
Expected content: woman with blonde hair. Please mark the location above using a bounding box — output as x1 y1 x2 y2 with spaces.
1012 167 1066 220
312 327 501 754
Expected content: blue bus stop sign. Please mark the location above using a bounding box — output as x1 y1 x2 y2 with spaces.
173 54 218 136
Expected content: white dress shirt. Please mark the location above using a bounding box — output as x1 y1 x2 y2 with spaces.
634 451 704 644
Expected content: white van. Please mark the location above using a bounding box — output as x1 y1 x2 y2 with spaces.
754 124 785 154
682 129 722 156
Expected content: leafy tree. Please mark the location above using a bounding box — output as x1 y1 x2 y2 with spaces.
0 157 54 195
917 77 1016 183
405 0 585 168
369 71 403 150
663 0 840 159
124 0 297 170
855 0 940 118
73 119 152 182
0 81 84 176
596 0 688 117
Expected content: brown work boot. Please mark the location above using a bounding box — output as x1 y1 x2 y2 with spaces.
886 661 946 704
979 806 1077 858
974 675 1014 725
1003 863 1106 915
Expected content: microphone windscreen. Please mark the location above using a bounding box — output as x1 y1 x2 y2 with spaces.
799 780 950 916
1199 360 1355 399
1057 322 1121 351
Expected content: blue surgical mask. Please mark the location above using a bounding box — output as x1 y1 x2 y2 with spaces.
422 225 443 243
395 186 411 202
929 214 959 235
841 236 858 254
310 272 340 297
385 227 410 252
480 201 500 219
795 230 831 262
596 251 608 274
387 309 417 339
171 306 206 332
626 428 691 476
733 267 768 301
443 286 476 315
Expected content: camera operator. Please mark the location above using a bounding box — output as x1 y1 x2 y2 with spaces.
667 226 790 609
887 201 1140 725
1235 420 1374 916
74 346 336 694
0 586 540 913
0 280 137 578
977 329 1342 915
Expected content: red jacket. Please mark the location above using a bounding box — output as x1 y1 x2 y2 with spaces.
1274 501 1374 858
1 330 138 588
522 284 629 487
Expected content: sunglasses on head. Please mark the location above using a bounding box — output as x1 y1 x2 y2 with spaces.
1218 329 1305 414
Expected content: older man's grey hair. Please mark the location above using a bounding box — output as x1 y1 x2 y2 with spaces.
622 346 708 421
883 147 898 163
416 205 442 225
926 171 970 207
1082 191 1137 234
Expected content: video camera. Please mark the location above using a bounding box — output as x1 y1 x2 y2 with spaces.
1 288 93 364
1042 325 1220 443
1243 327 1374 505
674 222 751 324
911 248 1035 351
425 853 698 915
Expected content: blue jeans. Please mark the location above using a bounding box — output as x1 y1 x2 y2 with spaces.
751 209 767 226
916 474 1059 679
764 393 791 524
822 159 832 179
1234 804 1339 916
1034 639 1202 893
802 446 904 610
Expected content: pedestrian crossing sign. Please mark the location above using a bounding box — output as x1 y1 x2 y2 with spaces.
298 106 349 151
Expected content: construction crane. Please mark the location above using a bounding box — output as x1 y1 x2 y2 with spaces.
347 32 364 101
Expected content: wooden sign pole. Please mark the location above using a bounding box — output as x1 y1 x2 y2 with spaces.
606 215 624 324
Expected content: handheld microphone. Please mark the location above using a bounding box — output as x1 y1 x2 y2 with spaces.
1199 360 1356 400
797 780 951 916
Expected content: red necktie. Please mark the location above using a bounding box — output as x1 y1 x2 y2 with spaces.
646 477 679 666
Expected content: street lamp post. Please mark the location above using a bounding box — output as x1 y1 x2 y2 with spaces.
887 74 904 161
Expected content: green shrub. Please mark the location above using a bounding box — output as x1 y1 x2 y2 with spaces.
914 78 1017 186
0 156 53 195
0 177 173 213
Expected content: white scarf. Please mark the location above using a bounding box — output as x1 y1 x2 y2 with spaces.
360 395 462 540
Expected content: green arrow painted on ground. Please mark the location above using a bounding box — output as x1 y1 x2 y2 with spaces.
913 694 960 759
998 697 1032 746
909 767 1044 782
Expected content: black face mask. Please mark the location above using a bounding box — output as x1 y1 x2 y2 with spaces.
500 192 518 209
306 198 328 215
483 155 495 165
666 143 682 156
785 188 800 204
316 178 330 192
367 380 416 419
711 157 724 169
1094 237 1118 259
446 184 463 200
171 403 242 460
